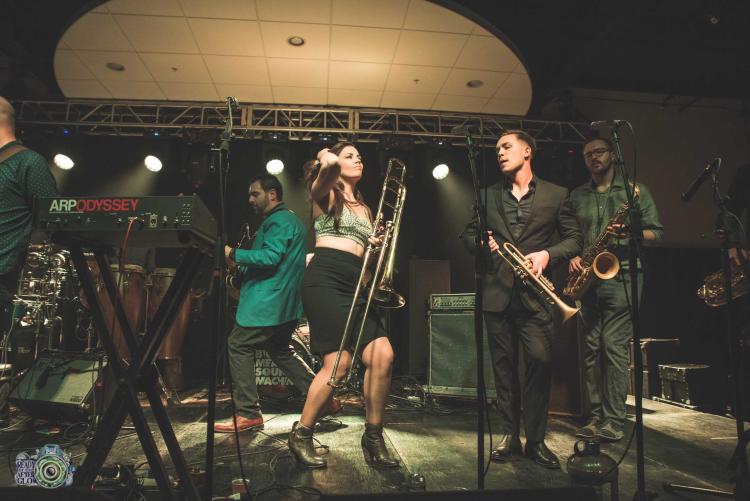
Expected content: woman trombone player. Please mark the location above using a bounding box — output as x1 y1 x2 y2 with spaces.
288 142 400 469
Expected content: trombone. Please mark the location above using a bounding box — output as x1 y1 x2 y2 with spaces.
497 242 579 323
328 158 407 389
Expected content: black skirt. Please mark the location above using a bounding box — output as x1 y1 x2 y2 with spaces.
302 247 388 355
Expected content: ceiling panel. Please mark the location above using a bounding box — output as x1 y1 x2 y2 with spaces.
203 55 269 85
331 0 409 29
494 73 532 102
105 0 183 16
140 53 211 82
76 51 154 81
380 90 435 109
102 80 166 99
260 22 330 59
267 59 328 87
403 1 475 34
330 26 400 63
455 35 521 72
54 0 531 114
61 13 133 51
54 50 95 80
328 61 389 90
178 0 257 20
159 82 220 101
215 84 274 103
256 0 331 24
328 88 382 107
115 15 199 53
393 31 468 67
440 69 509 98
431 94 488 113
385 64 450 93
273 86 328 105
188 19 264 57
57 79 112 98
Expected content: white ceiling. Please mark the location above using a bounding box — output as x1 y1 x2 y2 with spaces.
54 0 532 116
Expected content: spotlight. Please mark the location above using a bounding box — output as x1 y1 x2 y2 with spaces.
53 154 74 170
62 128 71 137
144 155 163 172
432 163 449 180
266 158 284 175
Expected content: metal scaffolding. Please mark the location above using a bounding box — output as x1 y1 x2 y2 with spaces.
13 99 590 146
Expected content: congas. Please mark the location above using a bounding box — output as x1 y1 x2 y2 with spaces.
81 261 146 360
148 268 192 390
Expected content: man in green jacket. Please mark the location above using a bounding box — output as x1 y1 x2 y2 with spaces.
217 174 337 432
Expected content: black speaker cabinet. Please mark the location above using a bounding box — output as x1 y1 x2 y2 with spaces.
9 350 112 422
427 309 496 398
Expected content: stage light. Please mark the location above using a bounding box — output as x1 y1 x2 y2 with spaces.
432 163 449 180
144 155 163 172
266 158 284 174
53 154 74 170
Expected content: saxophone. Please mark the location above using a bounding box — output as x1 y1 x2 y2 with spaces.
563 186 640 300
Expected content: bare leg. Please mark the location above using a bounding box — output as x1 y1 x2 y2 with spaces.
299 350 352 428
360 336 394 426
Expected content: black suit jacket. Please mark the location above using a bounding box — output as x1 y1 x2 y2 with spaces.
462 177 582 312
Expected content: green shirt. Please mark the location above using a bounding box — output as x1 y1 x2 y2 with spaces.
0 141 59 274
569 177 663 267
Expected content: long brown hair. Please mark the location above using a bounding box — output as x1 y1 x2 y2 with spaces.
303 141 370 230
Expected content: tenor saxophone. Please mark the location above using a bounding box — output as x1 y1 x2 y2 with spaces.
563 186 639 300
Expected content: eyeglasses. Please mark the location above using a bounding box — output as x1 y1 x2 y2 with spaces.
584 148 610 159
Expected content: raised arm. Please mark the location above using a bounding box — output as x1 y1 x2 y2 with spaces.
310 149 342 202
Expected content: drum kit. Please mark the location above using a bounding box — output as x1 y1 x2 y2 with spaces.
1 243 195 414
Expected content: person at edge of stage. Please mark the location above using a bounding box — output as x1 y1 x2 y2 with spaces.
219 174 341 433
727 162 749 268
288 142 399 469
568 136 663 442
0 96 59 420
461 130 582 469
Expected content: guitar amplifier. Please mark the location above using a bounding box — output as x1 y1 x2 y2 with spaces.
426 295 496 398
9 351 114 422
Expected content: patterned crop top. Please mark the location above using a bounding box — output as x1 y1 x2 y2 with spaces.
314 205 373 248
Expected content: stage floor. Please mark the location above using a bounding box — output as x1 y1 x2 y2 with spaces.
0 390 743 499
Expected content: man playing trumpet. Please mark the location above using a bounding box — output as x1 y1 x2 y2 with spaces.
568 137 663 442
462 130 581 469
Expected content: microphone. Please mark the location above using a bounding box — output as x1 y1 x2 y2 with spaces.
450 124 479 135
590 120 627 129
681 157 721 202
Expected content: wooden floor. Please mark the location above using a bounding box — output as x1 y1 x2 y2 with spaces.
0 390 745 500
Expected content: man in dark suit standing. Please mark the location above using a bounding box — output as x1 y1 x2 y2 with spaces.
462 130 581 468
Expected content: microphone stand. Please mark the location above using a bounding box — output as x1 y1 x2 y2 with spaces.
205 96 235 499
664 164 750 500
460 130 490 490
609 123 654 500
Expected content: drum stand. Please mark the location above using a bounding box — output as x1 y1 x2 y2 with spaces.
69 244 205 501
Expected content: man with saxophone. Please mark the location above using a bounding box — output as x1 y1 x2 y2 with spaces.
462 130 581 469
217 174 338 432
568 136 663 442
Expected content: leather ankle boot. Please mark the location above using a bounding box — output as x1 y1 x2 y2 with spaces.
361 423 399 468
288 421 326 468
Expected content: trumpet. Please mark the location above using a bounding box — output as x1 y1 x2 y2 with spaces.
497 242 579 323
328 158 407 389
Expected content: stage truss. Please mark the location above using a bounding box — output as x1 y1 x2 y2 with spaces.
13 100 590 147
